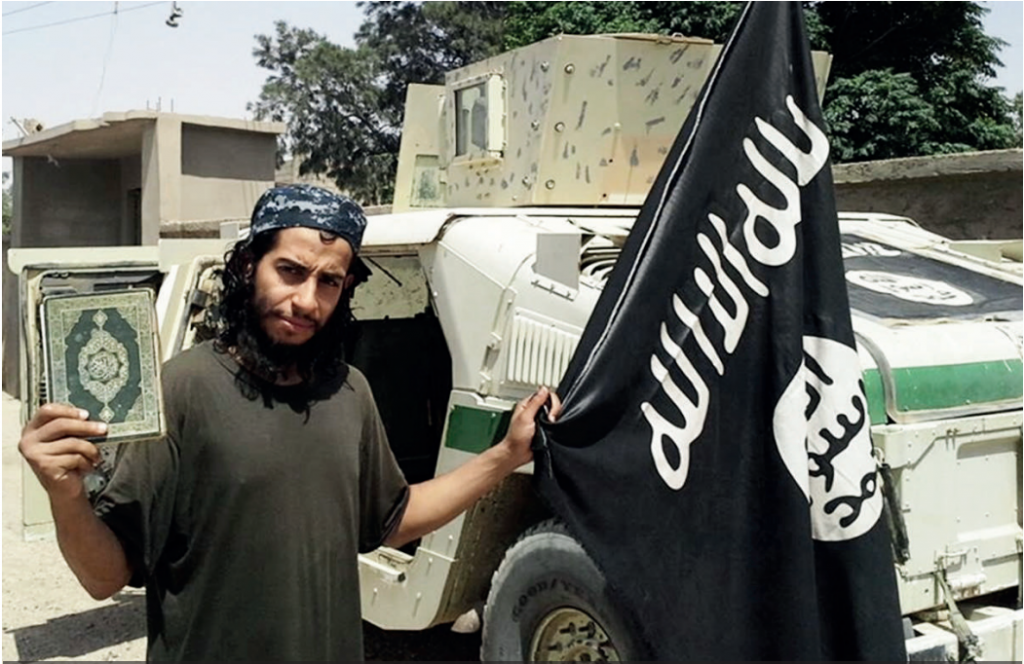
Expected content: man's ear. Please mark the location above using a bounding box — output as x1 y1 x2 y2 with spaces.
240 251 257 280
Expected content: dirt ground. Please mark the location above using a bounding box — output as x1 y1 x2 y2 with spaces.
1 391 482 662
2 391 147 662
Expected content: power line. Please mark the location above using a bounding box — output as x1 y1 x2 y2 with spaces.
2 1 163 36
2 2 53 17
92 5 121 117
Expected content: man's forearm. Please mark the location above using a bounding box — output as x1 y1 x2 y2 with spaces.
385 442 520 548
50 494 133 600
385 387 556 548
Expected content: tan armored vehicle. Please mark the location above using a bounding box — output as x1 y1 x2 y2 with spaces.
13 33 1022 661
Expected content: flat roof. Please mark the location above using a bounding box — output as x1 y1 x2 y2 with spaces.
2 110 285 160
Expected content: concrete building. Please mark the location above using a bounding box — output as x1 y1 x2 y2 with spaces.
2 111 285 394
2 110 285 245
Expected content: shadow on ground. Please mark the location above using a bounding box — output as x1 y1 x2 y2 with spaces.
364 620 482 661
5 592 145 661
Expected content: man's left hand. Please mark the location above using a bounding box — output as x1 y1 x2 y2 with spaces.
387 386 564 548
501 386 563 468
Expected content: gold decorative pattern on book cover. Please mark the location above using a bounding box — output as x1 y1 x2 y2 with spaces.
42 289 165 444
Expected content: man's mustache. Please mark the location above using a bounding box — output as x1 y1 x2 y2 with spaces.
255 297 319 330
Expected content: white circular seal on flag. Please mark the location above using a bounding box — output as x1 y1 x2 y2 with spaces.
846 270 973 306
772 336 882 541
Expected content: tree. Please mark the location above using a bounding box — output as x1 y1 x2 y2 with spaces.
250 2 504 205
823 70 941 162
249 22 397 205
1014 92 1023 147
815 1 1017 161
503 1 662 50
357 1 505 114
252 1 1018 203
502 1 820 51
2 175 11 236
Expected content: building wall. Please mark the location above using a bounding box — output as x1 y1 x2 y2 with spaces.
178 176 269 226
16 157 124 247
5 156 129 395
177 124 276 228
2 234 15 395
181 124 276 180
120 154 142 245
833 149 1022 241
121 154 142 191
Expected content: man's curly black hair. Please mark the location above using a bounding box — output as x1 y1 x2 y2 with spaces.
207 228 369 408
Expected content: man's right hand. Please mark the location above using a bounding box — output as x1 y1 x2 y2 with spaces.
18 403 107 502
18 403 133 600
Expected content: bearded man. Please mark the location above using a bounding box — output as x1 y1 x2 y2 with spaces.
19 184 560 661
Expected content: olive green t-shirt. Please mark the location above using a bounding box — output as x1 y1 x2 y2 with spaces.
95 341 409 661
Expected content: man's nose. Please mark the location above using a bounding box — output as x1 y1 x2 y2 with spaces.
291 278 318 314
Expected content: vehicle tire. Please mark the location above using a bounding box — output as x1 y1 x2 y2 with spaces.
480 519 644 661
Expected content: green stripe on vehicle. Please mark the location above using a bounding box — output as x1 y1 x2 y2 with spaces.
890 360 1023 414
445 359 1021 447
445 405 512 453
862 368 887 425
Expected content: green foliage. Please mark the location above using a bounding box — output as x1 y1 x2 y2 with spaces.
249 22 395 205
2 183 11 236
813 1 1017 162
824 70 940 162
1014 92 1023 147
250 2 504 205
356 2 506 118
504 1 831 52
924 68 1017 153
251 1 1019 202
503 2 661 50
812 2 1005 83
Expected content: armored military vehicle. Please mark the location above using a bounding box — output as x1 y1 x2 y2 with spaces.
13 33 1022 661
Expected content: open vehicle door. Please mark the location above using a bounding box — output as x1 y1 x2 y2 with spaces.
11 239 229 538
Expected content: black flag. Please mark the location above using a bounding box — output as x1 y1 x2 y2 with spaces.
534 2 908 660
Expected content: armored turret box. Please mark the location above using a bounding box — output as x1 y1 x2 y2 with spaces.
393 33 831 211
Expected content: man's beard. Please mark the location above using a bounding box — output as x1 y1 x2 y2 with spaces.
227 294 349 413
236 295 324 384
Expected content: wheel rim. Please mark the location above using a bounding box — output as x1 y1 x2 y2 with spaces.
528 606 621 661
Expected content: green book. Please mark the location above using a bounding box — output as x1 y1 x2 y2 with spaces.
41 289 165 445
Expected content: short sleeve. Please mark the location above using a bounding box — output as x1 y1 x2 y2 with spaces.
93 356 187 586
93 432 179 586
356 375 410 553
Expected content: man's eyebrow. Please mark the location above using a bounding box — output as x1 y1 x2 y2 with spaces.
320 268 347 282
277 257 346 281
276 257 309 272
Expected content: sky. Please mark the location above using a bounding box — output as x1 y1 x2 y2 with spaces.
1 0 1022 175
1 2 365 139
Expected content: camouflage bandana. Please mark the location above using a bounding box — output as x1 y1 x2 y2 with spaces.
249 184 367 253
